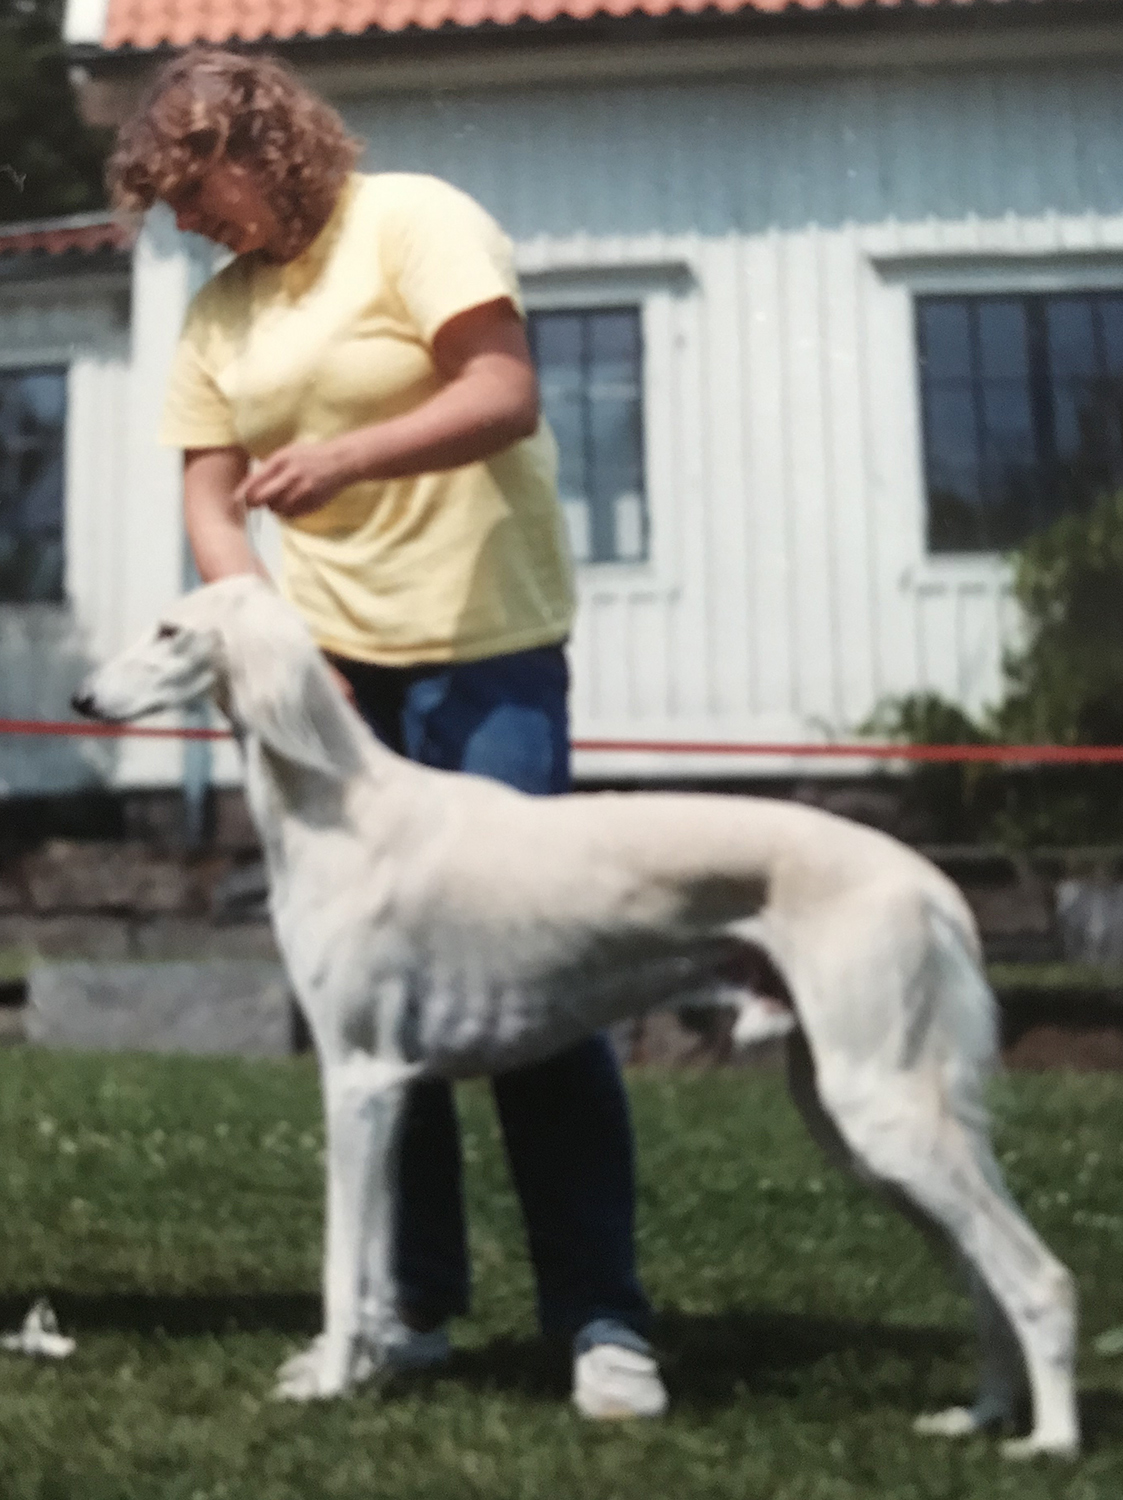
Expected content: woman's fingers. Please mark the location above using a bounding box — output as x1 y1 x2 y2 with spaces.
236 443 341 515
237 453 291 508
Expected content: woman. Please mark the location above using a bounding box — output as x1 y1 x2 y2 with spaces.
109 47 666 1418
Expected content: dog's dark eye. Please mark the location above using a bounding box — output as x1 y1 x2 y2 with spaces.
156 623 180 640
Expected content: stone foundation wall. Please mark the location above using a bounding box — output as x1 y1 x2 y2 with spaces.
1 786 1122 1065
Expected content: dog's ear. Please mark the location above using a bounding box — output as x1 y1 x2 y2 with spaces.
220 589 360 779
235 657 354 779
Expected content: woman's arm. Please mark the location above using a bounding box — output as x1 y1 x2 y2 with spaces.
183 443 360 702
234 298 539 519
183 445 269 582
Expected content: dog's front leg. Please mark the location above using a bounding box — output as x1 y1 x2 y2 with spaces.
275 1059 406 1401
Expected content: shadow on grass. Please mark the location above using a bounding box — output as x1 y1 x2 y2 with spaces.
0 1290 321 1339
445 1307 967 1410
1080 1388 1123 1452
9 1291 1118 1451
652 1308 964 1407
0 1293 965 1408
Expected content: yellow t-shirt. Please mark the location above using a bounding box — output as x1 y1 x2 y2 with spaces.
160 172 576 665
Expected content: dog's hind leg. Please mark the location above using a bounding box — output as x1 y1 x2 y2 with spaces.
275 1054 410 1401
785 1029 855 1173
787 1034 1030 1441
914 1261 1026 1439
814 1067 1078 1459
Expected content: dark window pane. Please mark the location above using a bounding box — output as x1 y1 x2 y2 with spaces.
979 380 1035 479
924 377 984 553
1100 297 1123 376
1053 380 1117 465
529 306 647 565
588 309 639 365
920 301 972 380
925 385 980 505
979 378 1038 546
1053 380 1123 513
589 399 644 496
1052 382 1084 456
977 301 1028 382
20 453 65 533
0 366 66 602
545 393 587 506
1046 298 1098 381
532 312 582 372
20 370 66 427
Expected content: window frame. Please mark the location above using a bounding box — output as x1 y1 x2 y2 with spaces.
915 286 1123 555
0 360 68 606
527 302 649 569
874 255 1123 586
519 264 691 595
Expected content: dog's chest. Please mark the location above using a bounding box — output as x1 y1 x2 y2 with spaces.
396 925 734 1077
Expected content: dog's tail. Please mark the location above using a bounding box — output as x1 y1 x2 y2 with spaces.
916 900 1000 1133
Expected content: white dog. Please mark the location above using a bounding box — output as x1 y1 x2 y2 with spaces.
75 576 1078 1457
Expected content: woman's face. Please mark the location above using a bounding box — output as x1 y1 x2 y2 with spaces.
165 158 282 256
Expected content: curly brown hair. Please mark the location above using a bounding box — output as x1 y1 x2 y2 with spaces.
108 49 361 262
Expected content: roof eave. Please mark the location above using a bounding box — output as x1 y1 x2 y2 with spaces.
0 246 132 284
69 0 1120 61
66 0 1123 126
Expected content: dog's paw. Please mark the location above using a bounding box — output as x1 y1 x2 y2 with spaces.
273 1337 343 1401
914 1406 980 1439
1000 1432 1080 1462
272 1334 378 1401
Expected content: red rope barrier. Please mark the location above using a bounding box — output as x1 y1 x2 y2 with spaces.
5 717 1123 763
571 739 1123 763
0 718 229 741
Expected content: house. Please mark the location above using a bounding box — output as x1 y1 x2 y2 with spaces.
4 0 1123 800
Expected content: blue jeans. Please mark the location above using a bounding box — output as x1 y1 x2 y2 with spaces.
332 644 651 1338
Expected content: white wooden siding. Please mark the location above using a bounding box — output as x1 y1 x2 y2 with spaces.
344 59 1123 776
18 48 1123 796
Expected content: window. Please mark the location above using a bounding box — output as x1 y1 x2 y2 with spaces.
918 292 1123 553
0 367 65 601
528 307 648 565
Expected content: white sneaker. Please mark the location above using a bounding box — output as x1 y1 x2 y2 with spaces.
572 1323 668 1419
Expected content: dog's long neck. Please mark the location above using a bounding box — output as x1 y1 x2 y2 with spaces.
230 646 414 888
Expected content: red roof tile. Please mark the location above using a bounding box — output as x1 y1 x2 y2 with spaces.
99 0 1064 53
0 215 134 260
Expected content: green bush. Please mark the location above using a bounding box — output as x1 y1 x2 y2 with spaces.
860 693 1002 845
996 488 1123 746
863 490 1123 846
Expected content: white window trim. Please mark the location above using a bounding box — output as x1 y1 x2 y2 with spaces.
0 284 127 381
519 260 694 597
875 252 1123 300
871 250 1123 590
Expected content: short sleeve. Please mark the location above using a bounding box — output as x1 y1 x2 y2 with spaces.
385 177 523 346
159 286 239 450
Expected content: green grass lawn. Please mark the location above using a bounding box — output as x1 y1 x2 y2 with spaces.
1 1054 1122 1499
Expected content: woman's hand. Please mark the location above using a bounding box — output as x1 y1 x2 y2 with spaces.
234 298 538 520
235 438 353 519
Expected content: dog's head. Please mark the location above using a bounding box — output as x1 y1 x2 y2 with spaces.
74 575 359 779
